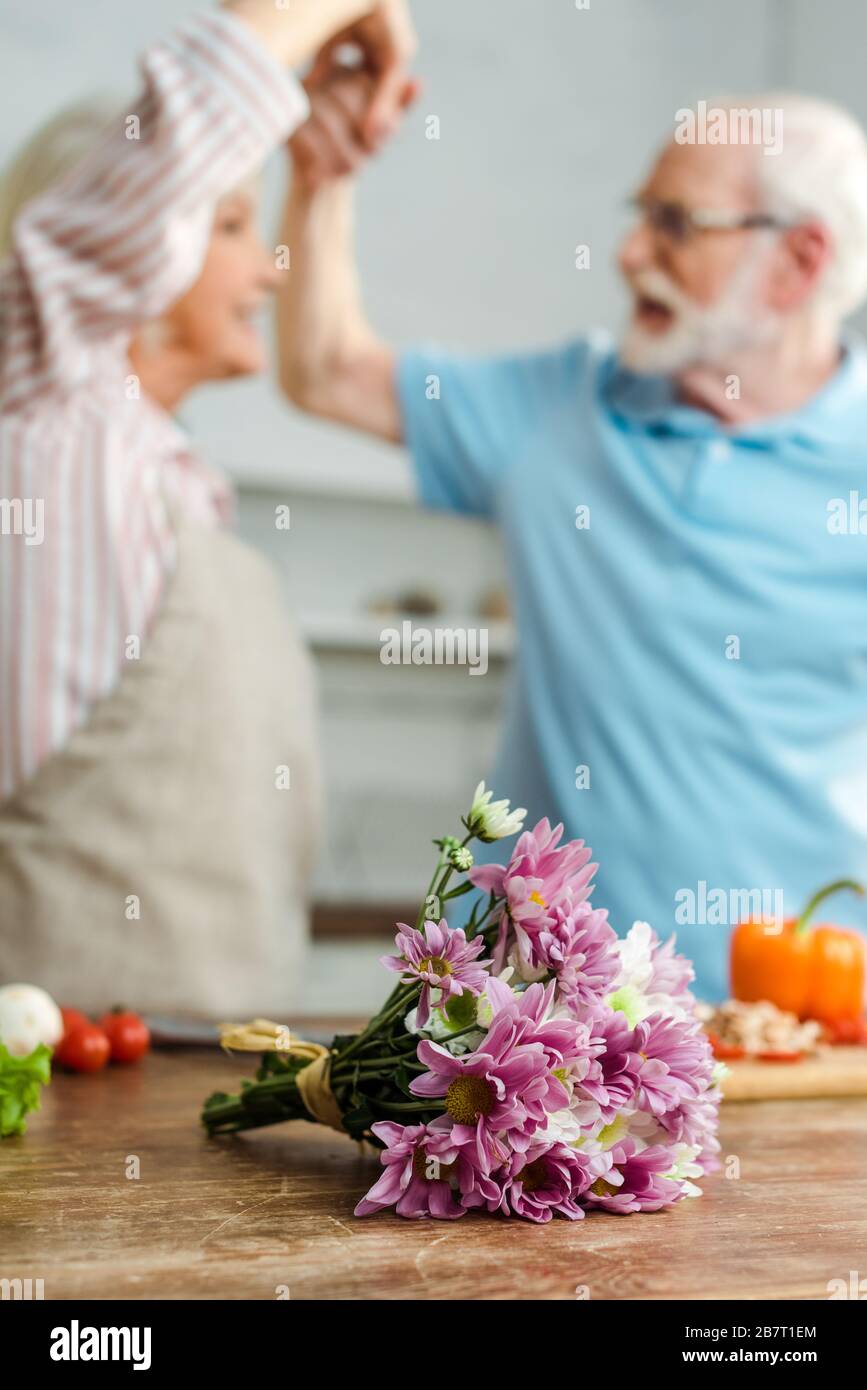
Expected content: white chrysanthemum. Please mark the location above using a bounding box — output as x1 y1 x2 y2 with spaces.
475 967 517 1028
608 920 695 1025
614 920 656 994
664 1142 705 1197
466 782 526 842
549 1105 660 1157
542 1104 597 1148
506 944 547 985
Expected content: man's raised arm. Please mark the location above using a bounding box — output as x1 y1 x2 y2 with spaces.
278 67 415 444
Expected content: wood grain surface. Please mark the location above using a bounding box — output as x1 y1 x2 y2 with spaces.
2 1046 865 1301
721 1046 867 1101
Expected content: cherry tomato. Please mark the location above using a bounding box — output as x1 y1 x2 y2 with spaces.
707 1033 746 1061
98 1009 150 1065
59 1007 90 1039
54 1023 111 1073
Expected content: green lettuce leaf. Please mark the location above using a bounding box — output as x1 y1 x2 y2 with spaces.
0 1042 52 1138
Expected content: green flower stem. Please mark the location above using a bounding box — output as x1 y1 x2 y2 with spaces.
433 868 454 910
429 832 475 920
367 984 420 1033
346 1038 417 1065
415 853 448 929
378 983 406 1012
202 1090 305 1133
332 1059 424 1082
441 883 473 903
466 893 505 942
372 1099 446 1114
414 830 477 929
333 1021 481 1086
431 1022 483 1044
334 984 420 1065
238 1072 304 1096
334 1046 422 1069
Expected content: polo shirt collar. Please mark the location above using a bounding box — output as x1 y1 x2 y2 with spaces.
606 329 867 447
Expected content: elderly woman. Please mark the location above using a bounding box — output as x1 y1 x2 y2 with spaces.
0 0 415 1015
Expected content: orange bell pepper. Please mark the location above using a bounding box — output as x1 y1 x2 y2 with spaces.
730 879 866 1025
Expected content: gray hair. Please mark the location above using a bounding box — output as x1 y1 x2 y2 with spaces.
717 92 867 321
0 98 122 259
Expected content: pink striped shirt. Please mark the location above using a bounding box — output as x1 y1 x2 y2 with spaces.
0 9 308 800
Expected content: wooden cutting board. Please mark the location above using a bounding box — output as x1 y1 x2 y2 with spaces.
721 1045 867 1101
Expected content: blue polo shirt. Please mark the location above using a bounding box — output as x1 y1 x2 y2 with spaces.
397 333 867 1001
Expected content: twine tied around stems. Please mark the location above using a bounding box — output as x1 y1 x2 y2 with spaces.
218 1019 344 1132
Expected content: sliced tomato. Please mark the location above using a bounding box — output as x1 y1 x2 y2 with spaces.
755 1049 805 1063
707 1033 746 1061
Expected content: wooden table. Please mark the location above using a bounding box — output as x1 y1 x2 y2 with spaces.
3 1046 866 1300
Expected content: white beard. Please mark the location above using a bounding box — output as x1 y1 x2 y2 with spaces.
619 240 781 376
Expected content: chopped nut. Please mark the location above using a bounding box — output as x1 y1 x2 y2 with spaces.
699 998 822 1055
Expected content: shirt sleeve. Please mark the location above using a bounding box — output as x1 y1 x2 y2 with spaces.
396 341 589 520
0 9 309 799
0 8 309 410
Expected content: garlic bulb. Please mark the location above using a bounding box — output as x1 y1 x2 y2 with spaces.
0 983 63 1056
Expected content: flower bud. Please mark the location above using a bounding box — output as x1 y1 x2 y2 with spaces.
438 835 461 853
449 846 474 871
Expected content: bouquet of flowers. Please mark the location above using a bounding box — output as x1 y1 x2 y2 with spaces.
202 786 722 1222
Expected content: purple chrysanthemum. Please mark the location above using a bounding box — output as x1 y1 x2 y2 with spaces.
466 1140 594 1222
410 1010 568 1168
528 897 621 1009
381 918 489 1029
658 1086 723 1171
469 820 598 963
648 931 697 1013
354 1122 464 1219
633 1012 715 1117
585 1137 684 1213
574 1007 641 1123
485 977 599 1078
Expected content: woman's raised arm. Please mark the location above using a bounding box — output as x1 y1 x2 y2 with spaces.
0 8 312 411
0 1 412 412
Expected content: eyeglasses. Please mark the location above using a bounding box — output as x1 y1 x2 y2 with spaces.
627 195 795 246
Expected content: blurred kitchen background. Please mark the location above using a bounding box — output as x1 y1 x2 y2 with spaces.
3 0 867 1010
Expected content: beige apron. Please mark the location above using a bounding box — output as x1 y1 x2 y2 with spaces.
0 525 321 1016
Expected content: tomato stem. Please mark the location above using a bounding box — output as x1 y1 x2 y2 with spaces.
794 879 865 934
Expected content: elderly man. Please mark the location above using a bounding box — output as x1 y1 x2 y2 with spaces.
279 74 867 1000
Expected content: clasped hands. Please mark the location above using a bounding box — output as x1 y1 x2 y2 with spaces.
291 0 420 187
